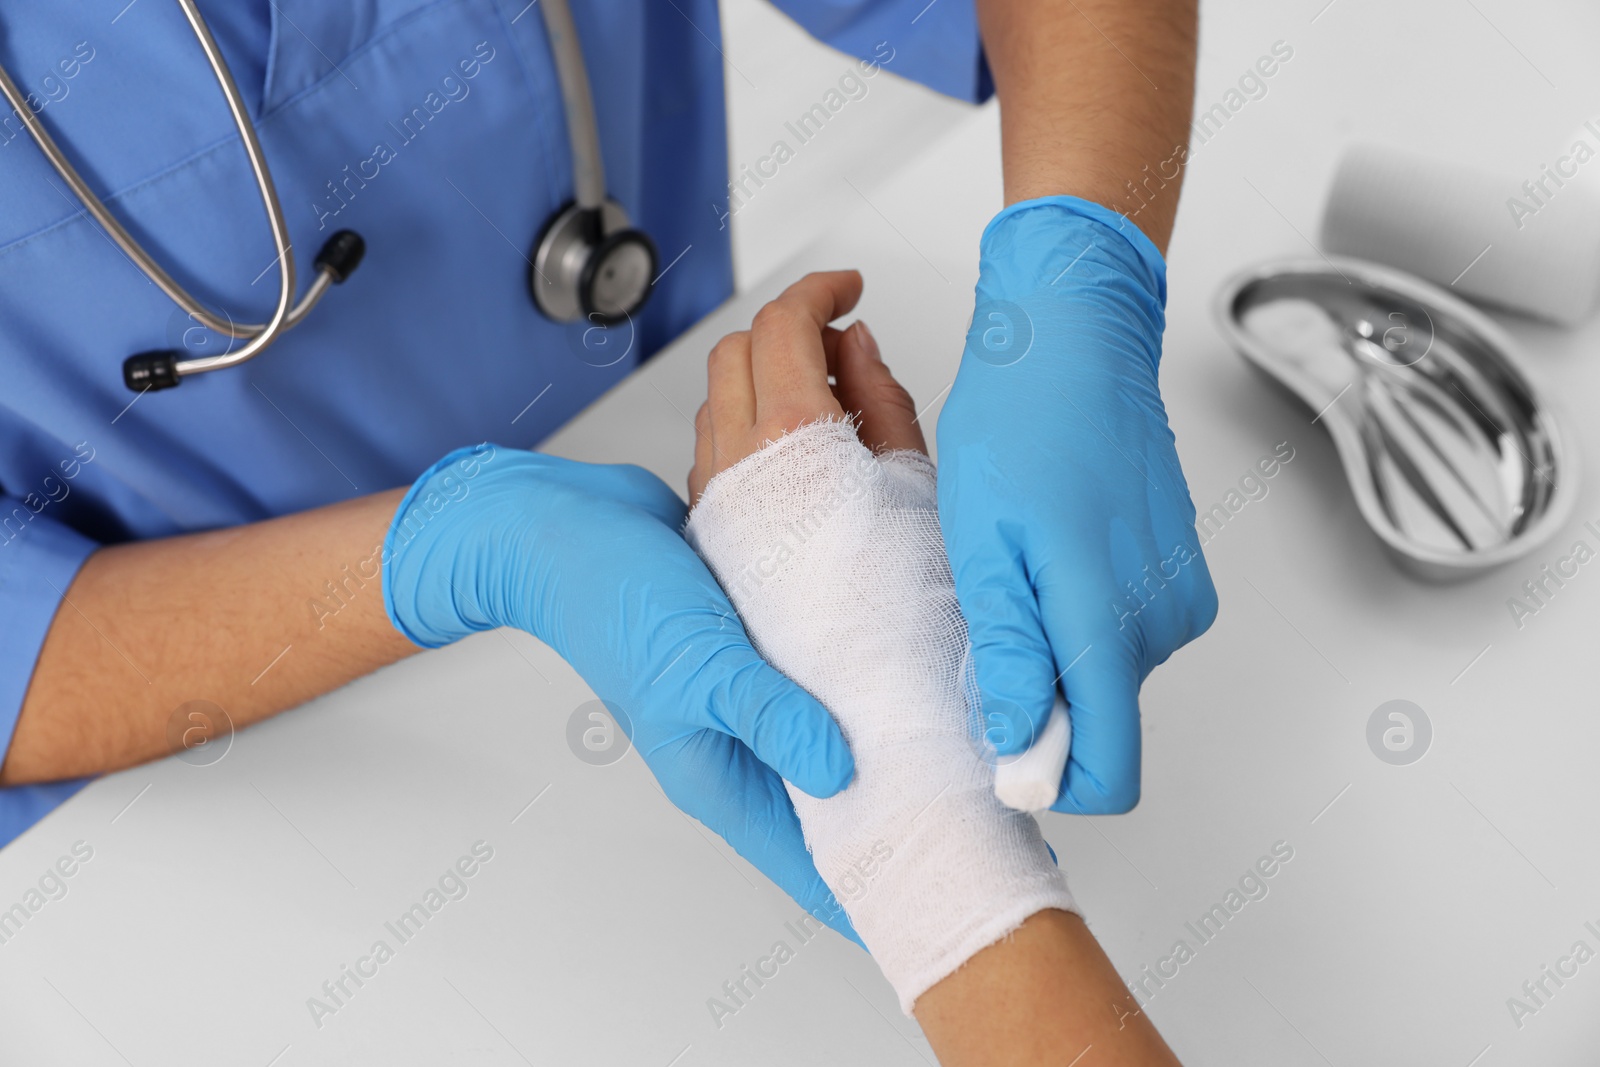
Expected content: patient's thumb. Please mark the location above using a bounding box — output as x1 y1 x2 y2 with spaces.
834 321 926 455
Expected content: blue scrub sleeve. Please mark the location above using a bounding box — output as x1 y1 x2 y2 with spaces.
0 497 99 848
771 0 993 103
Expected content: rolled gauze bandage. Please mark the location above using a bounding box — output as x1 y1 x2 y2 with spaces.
1320 141 1600 325
993 695 1071 813
685 420 1075 1013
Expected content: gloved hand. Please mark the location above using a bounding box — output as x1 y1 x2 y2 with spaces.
937 196 1219 815
383 444 860 942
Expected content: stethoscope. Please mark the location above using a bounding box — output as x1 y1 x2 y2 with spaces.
0 0 657 394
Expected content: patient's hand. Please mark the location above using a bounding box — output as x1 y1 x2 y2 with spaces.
688 270 924 504
685 271 1182 1067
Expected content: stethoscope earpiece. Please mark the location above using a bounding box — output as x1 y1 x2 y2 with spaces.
123 351 182 393
314 229 367 284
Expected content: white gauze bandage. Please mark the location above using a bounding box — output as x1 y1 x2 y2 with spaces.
685 419 1076 1013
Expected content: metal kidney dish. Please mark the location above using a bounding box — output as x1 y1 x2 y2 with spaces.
1214 257 1578 580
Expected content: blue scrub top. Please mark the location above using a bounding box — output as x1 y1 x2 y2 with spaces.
0 0 987 845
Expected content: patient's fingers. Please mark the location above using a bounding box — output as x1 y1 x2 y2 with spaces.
834 321 928 455
689 402 713 504
820 325 845 380
691 273 870 499
706 330 755 439
750 271 861 429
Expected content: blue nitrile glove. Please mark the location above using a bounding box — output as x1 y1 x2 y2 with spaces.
384 443 862 944
937 196 1219 815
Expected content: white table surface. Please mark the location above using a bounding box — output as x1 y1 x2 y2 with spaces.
5 2 1600 1064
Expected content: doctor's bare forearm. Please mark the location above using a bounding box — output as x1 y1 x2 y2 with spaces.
976 0 1199 252
1 490 417 785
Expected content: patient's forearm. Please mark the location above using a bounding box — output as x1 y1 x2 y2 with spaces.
917 909 1181 1066
4 490 414 784
687 422 1075 1006
689 425 1177 1062
686 273 1182 1062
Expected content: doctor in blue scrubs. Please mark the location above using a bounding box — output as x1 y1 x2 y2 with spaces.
0 0 1214 935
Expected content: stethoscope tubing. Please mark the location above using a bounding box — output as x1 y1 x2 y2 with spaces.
0 0 316 377
540 0 608 211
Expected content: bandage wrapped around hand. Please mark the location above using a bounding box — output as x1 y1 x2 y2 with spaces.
685 419 1076 1013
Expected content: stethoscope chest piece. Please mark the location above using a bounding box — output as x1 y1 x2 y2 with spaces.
531 200 657 324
